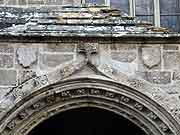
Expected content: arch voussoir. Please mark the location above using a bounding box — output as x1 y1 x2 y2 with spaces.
0 78 179 135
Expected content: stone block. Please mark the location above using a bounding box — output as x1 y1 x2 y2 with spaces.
0 55 13 68
27 0 44 4
0 0 3 4
137 71 171 84
0 70 17 86
164 52 180 70
163 44 179 50
44 43 75 52
111 44 136 51
56 0 63 4
111 52 136 63
40 54 73 69
0 44 14 53
19 0 27 5
62 0 73 5
99 44 109 51
7 0 17 5
18 70 37 84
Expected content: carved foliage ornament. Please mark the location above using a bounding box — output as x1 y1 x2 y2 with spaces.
12 75 48 103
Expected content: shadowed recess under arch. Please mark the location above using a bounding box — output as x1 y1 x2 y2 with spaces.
28 107 147 135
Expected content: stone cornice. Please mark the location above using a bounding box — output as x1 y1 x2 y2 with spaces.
0 34 179 44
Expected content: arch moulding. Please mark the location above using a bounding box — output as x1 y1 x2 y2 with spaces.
0 78 180 135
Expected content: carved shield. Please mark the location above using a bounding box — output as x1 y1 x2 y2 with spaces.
17 48 37 68
142 48 161 68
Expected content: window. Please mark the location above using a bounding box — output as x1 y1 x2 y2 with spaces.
136 0 154 23
160 0 180 32
85 0 105 5
111 0 129 14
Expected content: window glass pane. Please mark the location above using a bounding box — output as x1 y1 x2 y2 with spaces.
160 0 180 32
160 0 179 14
136 0 153 15
111 0 129 14
136 0 153 23
137 15 153 23
161 16 180 32
85 0 105 5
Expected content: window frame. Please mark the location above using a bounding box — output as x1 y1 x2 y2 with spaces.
109 0 160 27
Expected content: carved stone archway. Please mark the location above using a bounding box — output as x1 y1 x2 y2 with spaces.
0 78 180 135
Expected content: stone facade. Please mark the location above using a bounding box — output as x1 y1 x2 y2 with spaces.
0 6 180 135
0 41 180 87
0 38 179 134
0 41 179 86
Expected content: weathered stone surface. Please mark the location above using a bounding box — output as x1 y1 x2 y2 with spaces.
18 70 37 84
111 52 136 63
16 48 38 68
56 0 63 4
0 87 11 100
0 55 13 68
73 0 81 5
0 0 3 4
19 0 27 5
111 44 136 51
6 0 17 5
78 42 99 55
163 44 179 50
142 47 161 69
40 54 73 69
164 52 180 70
136 71 171 84
63 0 73 5
44 43 75 52
0 70 17 86
173 71 180 81
0 44 14 53
0 6 179 135
28 0 44 4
